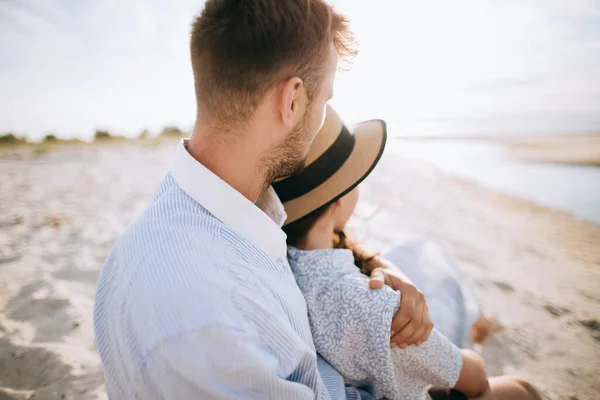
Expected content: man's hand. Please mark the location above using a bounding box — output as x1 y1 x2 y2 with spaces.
368 259 434 349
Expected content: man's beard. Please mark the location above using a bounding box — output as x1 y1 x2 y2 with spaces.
262 110 312 186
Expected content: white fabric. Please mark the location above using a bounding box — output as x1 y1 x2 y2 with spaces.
171 139 287 261
385 240 482 349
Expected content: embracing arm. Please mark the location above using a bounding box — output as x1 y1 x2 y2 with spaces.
135 325 317 400
365 256 434 348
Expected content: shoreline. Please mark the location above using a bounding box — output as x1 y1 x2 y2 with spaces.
394 133 600 167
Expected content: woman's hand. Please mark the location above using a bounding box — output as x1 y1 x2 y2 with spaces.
368 258 434 349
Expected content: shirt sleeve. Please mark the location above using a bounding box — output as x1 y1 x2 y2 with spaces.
305 270 462 399
135 325 318 400
392 329 463 389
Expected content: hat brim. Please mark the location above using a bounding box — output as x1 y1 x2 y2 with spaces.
282 119 387 225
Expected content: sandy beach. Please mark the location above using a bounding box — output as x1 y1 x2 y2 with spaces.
400 133 600 167
0 139 598 400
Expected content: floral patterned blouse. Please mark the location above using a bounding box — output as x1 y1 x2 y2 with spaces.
288 247 463 400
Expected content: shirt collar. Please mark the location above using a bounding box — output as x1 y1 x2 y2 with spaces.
170 140 288 261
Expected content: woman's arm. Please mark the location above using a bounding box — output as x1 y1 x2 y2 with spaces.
453 349 489 397
290 249 464 399
303 275 463 398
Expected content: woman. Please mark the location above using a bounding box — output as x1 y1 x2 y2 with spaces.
273 106 540 400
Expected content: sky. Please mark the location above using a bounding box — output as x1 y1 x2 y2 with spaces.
1 0 600 140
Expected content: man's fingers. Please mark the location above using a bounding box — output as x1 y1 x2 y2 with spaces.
390 295 415 337
398 293 417 320
382 271 404 291
392 299 425 347
420 308 434 344
404 325 428 347
416 323 434 346
390 315 409 346
404 306 430 346
390 289 418 346
391 320 418 348
392 303 421 347
369 268 385 289
395 288 419 324
383 268 433 347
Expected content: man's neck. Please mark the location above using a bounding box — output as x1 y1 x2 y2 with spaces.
187 128 268 203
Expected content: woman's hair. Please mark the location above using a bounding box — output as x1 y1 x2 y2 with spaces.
283 204 376 273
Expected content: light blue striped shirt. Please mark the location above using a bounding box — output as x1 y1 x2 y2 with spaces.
94 141 370 399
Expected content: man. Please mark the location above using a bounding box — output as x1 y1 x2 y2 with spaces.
94 1 432 398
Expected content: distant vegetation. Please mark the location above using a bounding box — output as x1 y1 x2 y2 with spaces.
139 129 151 139
94 130 112 140
43 134 58 142
160 126 184 137
0 133 27 145
0 125 188 149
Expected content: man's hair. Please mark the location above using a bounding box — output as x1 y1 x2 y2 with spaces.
190 0 356 124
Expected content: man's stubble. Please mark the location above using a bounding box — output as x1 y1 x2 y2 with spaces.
262 108 314 187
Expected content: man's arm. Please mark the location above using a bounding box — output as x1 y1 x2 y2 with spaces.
135 325 318 400
365 256 434 348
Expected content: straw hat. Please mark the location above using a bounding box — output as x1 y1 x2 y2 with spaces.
273 106 387 226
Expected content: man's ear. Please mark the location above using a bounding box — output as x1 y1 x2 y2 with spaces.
279 77 305 128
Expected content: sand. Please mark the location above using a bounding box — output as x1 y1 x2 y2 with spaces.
502 134 600 166
0 139 598 400
400 133 600 166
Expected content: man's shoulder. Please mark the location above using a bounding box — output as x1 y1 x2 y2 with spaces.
113 197 244 294
115 175 227 262
101 175 257 327
128 174 217 236
100 218 250 354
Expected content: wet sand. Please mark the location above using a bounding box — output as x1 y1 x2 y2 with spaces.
400 133 600 166
0 140 598 399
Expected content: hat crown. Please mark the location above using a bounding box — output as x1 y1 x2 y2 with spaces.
304 105 344 167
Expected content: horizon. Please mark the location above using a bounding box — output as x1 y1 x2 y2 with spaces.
1 0 600 140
